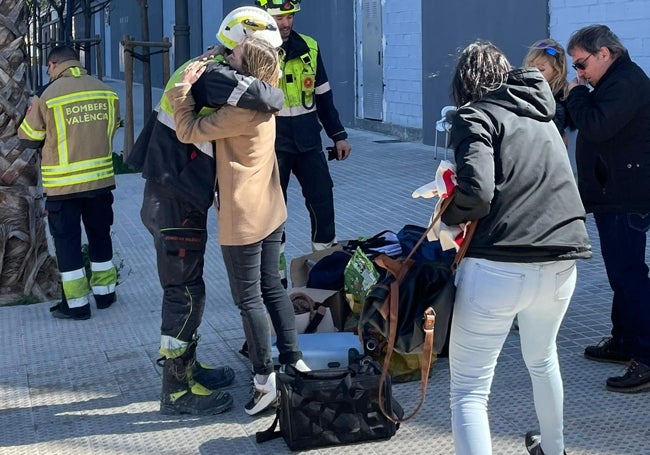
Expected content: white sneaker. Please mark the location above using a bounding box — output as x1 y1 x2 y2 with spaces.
279 359 311 373
244 372 277 416
293 359 311 372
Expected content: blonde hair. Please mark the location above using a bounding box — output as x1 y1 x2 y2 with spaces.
238 36 281 87
524 39 569 100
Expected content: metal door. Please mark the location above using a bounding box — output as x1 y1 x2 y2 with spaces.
362 0 383 120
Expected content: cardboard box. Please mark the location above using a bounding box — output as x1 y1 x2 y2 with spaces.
289 245 351 332
289 245 344 288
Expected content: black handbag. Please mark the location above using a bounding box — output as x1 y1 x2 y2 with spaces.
256 352 403 451
359 194 476 422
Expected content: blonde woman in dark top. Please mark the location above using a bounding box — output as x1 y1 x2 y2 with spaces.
524 39 572 146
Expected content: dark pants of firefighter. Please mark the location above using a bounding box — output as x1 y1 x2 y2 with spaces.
45 192 114 299
594 212 650 365
141 180 207 343
221 223 301 376
276 150 336 244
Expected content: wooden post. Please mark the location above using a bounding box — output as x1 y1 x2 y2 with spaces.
123 35 134 158
162 37 171 86
120 36 173 157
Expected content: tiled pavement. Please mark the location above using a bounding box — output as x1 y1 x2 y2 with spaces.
1 80 649 454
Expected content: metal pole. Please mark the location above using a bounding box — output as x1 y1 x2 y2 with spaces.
123 35 135 158
174 0 190 68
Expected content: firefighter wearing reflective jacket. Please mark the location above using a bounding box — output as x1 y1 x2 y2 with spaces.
256 0 352 287
18 45 120 321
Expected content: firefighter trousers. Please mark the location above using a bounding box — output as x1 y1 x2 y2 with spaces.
141 180 208 344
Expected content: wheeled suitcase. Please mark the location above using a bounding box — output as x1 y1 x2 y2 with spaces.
271 332 363 369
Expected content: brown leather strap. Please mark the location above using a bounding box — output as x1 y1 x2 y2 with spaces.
377 192 477 423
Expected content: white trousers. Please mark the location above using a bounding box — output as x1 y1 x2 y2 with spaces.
449 258 576 455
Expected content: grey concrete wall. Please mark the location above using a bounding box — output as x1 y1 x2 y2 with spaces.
421 0 549 145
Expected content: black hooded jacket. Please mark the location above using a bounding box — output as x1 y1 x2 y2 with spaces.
442 68 592 263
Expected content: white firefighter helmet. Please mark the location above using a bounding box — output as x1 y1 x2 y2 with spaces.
216 6 282 50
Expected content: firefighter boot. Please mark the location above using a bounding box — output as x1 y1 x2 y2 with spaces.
184 339 236 390
160 352 233 415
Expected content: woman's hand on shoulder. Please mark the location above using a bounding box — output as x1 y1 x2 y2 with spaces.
180 61 207 85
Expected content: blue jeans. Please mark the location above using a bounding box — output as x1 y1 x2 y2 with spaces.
450 258 576 455
594 212 650 364
221 223 301 375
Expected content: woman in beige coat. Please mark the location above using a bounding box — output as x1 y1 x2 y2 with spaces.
168 36 307 416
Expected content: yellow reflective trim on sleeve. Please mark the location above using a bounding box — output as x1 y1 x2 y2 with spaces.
19 121 46 141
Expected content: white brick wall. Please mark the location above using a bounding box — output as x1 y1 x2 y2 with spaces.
382 0 423 129
550 0 650 75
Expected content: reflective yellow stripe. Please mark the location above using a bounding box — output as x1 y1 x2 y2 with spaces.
51 104 69 165
19 121 46 141
46 90 119 108
42 166 114 188
70 67 82 77
42 155 113 172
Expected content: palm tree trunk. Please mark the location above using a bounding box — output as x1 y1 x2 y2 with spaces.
0 0 59 304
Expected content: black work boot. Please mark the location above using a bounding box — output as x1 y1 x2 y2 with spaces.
95 292 116 309
181 339 236 390
160 353 233 415
50 300 91 320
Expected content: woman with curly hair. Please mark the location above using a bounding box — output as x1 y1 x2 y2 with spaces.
444 40 591 455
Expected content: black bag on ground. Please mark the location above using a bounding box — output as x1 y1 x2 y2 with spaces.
256 351 403 451
363 257 456 356
358 195 477 422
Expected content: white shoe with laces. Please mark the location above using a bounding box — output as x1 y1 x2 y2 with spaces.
244 372 277 416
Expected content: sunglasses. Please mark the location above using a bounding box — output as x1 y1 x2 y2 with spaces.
533 41 559 57
572 54 593 71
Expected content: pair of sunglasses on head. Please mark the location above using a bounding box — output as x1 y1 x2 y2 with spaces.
534 41 591 71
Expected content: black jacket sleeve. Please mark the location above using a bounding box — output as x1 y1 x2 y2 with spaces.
191 62 284 113
442 107 495 226
314 49 347 142
566 76 641 143
125 109 158 171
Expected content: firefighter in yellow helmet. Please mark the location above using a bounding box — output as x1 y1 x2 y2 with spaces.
256 0 352 287
18 45 120 320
